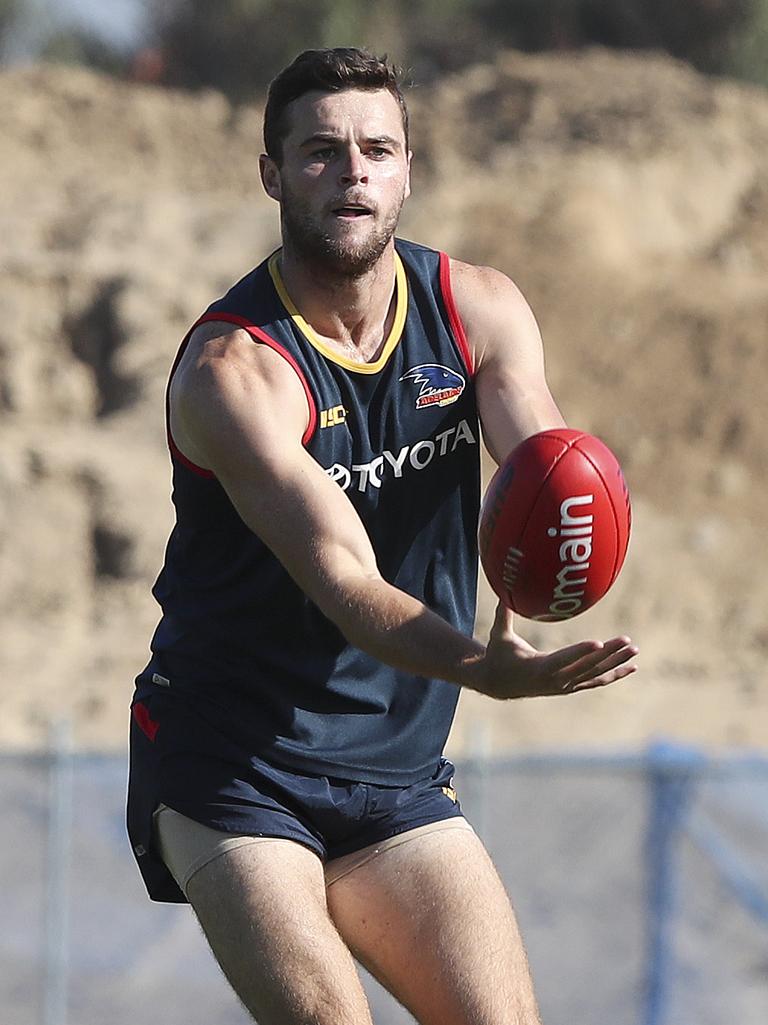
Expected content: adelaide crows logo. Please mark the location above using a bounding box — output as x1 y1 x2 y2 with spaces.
400 364 465 409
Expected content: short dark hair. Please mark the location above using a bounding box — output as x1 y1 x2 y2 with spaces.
263 48 409 162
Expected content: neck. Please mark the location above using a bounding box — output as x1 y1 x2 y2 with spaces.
278 240 398 362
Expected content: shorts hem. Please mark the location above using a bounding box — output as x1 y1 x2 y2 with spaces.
153 804 325 897
324 816 473 886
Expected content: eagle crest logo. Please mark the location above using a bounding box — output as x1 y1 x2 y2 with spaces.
400 364 466 409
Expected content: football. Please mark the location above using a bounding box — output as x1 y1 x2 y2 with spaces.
478 429 631 621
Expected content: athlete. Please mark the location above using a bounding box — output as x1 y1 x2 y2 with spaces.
128 48 638 1025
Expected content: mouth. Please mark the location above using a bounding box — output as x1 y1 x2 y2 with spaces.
331 202 374 220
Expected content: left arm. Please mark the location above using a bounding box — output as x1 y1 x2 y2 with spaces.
450 259 565 463
449 258 639 695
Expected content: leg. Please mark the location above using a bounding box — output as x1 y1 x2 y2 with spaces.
183 839 374 1025
326 824 541 1025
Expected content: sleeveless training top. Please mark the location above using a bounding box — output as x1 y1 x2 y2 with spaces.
137 238 480 785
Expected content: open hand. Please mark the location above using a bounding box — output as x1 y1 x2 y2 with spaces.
473 604 638 700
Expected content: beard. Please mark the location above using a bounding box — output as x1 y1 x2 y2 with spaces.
279 182 404 279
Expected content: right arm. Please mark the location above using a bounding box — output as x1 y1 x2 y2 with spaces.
170 323 635 699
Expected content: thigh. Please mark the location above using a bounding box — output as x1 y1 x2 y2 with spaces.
326 824 542 1025
181 835 374 1025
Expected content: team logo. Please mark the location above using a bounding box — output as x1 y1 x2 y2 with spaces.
319 404 347 428
400 364 465 409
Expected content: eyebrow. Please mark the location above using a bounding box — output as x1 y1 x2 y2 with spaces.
298 132 401 149
367 135 400 147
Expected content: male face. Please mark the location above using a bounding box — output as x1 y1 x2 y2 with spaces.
260 88 412 277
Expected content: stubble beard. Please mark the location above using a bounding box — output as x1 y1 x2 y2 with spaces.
280 186 404 281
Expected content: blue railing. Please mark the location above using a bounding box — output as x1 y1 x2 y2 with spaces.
0 741 766 1025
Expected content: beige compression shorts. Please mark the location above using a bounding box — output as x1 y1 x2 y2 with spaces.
153 803 474 896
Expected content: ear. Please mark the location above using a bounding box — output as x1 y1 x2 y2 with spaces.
259 154 282 202
404 149 413 201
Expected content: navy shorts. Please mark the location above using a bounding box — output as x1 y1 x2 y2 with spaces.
127 686 464 903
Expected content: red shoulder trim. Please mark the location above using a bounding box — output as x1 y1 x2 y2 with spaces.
439 251 475 378
165 313 319 477
165 325 215 478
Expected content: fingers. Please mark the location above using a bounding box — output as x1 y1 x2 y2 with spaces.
549 635 639 692
542 639 605 674
555 635 633 677
555 636 639 693
569 662 638 693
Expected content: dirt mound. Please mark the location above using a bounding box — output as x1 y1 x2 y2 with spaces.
1 51 766 751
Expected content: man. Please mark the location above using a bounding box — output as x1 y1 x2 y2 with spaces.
128 48 637 1025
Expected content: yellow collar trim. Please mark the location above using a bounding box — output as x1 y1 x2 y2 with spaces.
268 250 408 374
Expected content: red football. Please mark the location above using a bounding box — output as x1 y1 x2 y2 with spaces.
478 429 631 621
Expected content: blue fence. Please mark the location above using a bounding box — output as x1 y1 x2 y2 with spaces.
2 742 767 1025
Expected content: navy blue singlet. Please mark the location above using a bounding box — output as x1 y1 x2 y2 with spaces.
136 238 480 785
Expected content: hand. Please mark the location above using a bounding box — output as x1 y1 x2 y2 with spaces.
472 604 638 700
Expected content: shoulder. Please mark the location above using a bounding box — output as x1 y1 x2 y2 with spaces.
449 258 519 296
172 320 309 441
447 258 543 370
177 321 302 392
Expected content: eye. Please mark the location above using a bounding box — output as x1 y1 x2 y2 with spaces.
311 147 336 161
368 146 390 159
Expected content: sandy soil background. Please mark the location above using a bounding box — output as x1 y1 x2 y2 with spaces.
1 49 766 753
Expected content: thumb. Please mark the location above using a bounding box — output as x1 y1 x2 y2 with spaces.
491 601 516 640
490 601 537 657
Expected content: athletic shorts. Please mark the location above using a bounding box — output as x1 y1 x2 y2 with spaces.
154 804 473 897
127 686 466 904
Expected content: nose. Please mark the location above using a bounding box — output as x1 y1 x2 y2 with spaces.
339 147 368 186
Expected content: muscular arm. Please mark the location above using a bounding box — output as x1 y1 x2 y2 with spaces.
449 260 565 463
